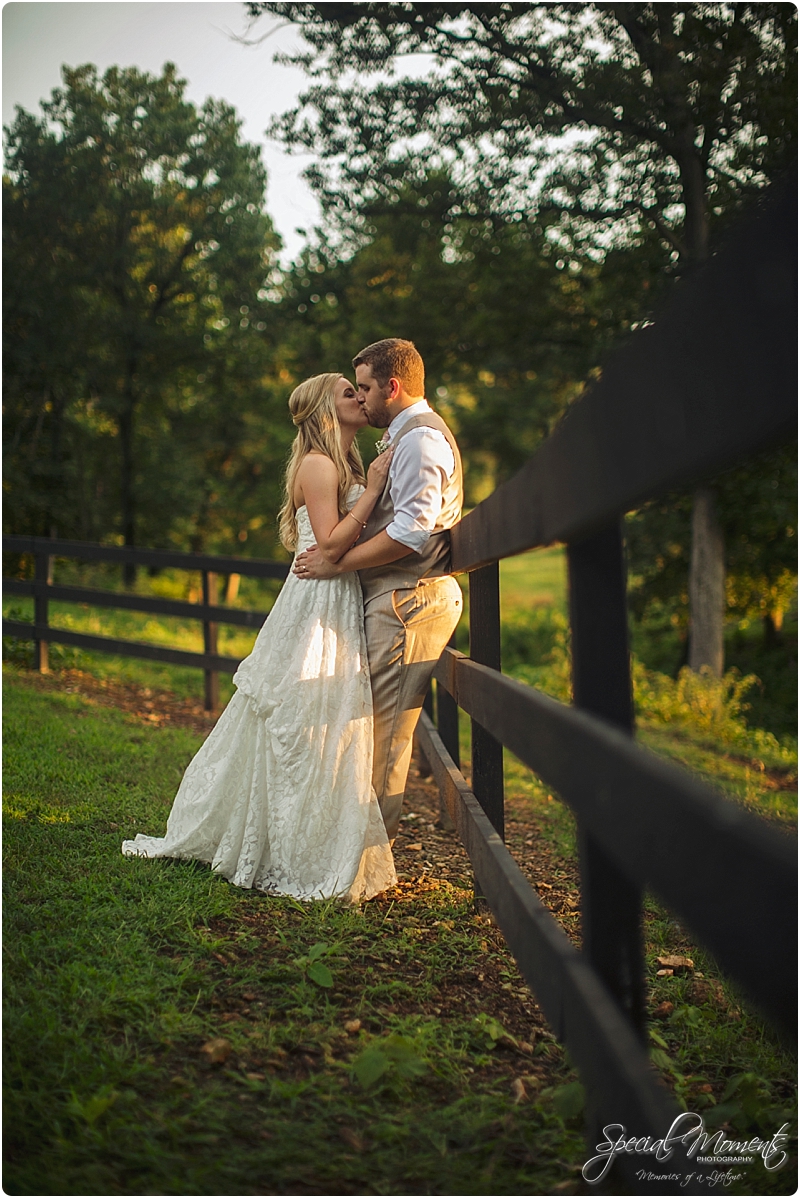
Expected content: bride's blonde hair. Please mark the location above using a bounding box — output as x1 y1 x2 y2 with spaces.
278 372 366 551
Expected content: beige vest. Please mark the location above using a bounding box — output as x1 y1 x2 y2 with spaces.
359 409 463 601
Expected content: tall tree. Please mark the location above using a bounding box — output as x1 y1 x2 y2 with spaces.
277 171 668 501
251 1 796 670
4 63 282 567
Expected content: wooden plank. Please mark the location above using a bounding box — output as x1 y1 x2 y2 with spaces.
469 564 504 838
433 650 797 1039
34 553 49 673
415 713 691 1190
435 632 461 769
202 571 219 713
2 535 290 579
568 522 645 1037
2 579 269 629
452 180 797 572
2 620 242 674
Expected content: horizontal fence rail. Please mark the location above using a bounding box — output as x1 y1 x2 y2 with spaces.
2 578 271 630
453 179 797 571
413 179 797 1186
2 535 290 579
2 535 290 708
416 713 682 1188
432 649 797 1040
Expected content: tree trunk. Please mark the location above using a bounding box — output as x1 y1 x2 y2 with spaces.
678 147 726 673
688 487 725 675
119 384 136 589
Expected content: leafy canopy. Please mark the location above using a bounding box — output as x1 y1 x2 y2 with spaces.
4 63 287 554
253 3 796 260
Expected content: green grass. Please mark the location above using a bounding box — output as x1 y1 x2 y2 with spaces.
3 668 587 1196
4 546 797 1195
499 547 567 616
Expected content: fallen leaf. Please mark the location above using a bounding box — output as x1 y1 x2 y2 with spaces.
653 1001 674 1020
200 1037 232 1064
697 1083 713 1094
656 954 694 973
344 1019 362 1035
656 968 674 978
242 991 256 1001
339 1127 367 1152
517 1040 534 1055
407 843 423 851
511 1077 527 1104
245 1072 265 1081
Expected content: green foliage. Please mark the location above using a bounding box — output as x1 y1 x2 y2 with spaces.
3 62 289 556
635 661 756 742
258 3 796 263
352 1033 428 1090
297 942 336 988
260 1 797 678
627 443 798 636
501 608 572 703
549 1081 585 1123
277 180 669 500
472 1014 519 1052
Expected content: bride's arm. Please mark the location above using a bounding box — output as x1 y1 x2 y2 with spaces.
297 452 391 563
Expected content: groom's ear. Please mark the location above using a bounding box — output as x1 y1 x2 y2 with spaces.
387 377 401 400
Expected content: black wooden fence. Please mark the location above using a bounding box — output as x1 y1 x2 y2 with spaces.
3 181 796 1189
415 178 797 1186
2 541 288 711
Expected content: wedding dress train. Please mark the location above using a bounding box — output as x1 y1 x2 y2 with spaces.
122 489 397 901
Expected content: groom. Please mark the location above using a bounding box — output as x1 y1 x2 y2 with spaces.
293 338 463 841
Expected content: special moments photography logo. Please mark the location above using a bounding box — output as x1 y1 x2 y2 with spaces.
582 1112 792 1186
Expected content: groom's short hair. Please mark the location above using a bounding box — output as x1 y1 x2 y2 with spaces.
353 338 425 397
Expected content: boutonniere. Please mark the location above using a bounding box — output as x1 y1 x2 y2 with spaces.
375 438 391 455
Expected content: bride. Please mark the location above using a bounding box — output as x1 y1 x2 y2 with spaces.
122 373 397 902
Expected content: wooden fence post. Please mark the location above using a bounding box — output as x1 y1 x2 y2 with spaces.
469 563 504 840
34 551 50 673
202 571 219 713
567 520 645 1039
437 631 461 769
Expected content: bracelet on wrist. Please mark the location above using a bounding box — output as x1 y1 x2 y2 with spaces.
347 510 368 529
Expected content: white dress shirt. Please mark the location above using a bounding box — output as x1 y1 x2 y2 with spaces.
383 400 456 552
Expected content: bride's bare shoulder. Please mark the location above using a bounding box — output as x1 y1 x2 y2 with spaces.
294 452 338 508
298 451 337 477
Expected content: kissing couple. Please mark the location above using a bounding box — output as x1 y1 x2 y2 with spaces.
123 338 463 901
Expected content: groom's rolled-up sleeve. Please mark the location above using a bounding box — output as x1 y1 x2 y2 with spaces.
385 428 455 552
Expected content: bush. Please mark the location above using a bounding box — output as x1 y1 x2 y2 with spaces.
633 662 796 766
502 608 572 703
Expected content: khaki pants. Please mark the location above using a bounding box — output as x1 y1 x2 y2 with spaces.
364 576 462 841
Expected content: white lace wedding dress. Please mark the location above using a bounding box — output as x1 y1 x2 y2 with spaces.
122 488 397 902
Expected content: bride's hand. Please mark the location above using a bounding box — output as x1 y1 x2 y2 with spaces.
365 446 393 494
293 545 340 579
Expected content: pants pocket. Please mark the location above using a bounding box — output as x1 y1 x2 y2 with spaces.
390 586 422 627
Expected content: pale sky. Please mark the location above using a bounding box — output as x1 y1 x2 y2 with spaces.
2 1 320 261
